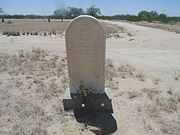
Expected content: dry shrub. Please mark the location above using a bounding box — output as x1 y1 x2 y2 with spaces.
144 88 179 114
146 103 160 118
143 88 160 100
135 73 146 81
153 78 161 85
118 63 135 79
105 59 119 89
103 22 125 39
160 120 180 135
105 59 118 80
156 97 178 113
105 58 145 89
3 31 20 36
174 71 180 81
128 91 141 99
127 32 133 37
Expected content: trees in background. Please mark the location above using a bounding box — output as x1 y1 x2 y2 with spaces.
1 6 180 24
138 11 154 22
53 5 100 20
68 7 85 18
0 8 2 13
158 13 168 23
0 8 5 15
86 5 101 17
53 7 85 21
52 6 171 24
53 8 67 22
0 8 5 23
138 10 169 23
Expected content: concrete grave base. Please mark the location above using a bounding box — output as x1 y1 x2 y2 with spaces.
63 88 113 113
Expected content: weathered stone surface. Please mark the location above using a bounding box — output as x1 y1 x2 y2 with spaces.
65 15 106 94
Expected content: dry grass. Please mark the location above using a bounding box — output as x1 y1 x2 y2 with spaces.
142 87 180 135
102 22 125 39
128 91 141 99
114 84 180 135
105 59 147 89
174 71 180 81
0 49 74 134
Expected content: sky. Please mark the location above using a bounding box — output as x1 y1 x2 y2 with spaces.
0 0 180 16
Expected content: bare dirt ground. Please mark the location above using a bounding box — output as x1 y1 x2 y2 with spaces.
0 19 180 135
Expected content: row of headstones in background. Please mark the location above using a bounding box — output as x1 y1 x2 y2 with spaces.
63 15 113 112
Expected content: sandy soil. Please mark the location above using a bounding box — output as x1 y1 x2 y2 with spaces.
0 20 180 135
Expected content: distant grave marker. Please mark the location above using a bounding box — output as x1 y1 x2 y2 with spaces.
63 15 113 112
2 18 5 23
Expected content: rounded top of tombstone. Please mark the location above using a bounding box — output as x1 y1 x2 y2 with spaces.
65 15 105 37
65 15 106 94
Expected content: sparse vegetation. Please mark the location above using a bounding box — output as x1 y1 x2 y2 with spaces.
129 38 134 41
0 48 68 95
136 73 146 81
3 31 20 36
127 32 133 37
105 59 148 89
174 71 180 81
153 78 161 85
128 91 140 99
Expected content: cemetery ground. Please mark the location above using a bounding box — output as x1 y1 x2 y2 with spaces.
0 19 180 135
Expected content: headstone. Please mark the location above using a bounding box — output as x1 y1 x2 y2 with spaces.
48 18 50 22
66 15 105 94
63 15 113 112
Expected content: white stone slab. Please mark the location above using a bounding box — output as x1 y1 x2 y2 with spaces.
65 15 106 94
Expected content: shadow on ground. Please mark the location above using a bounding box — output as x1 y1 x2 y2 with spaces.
74 109 117 135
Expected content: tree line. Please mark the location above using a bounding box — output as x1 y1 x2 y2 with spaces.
1 6 180 23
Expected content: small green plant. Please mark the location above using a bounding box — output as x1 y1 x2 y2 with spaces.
79 81 93 109
79 81 90 97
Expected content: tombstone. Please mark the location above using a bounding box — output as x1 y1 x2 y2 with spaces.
63 15 113 112
48 18 50 22
2 18 4 23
